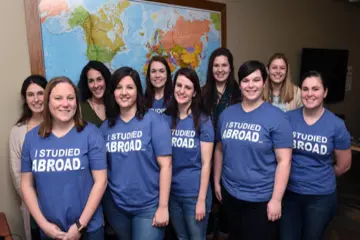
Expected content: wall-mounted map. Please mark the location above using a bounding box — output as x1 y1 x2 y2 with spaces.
38 0 224 86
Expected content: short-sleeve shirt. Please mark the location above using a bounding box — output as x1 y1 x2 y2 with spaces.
286 108 351 195
100 110 172 212
217 102 293 202
164 114 214 197
21 123 107 232
151 97 166 114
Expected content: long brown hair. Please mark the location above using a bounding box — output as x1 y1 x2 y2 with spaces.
202 48 241 114
16 75 47 125
39 76 86 138
263 53 295 103
144 56 173 108
165 68 208 134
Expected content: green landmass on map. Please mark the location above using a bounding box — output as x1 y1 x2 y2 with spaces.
210 13 221 31
68 1 130 62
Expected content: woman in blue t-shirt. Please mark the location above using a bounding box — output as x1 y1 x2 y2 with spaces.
214 60 293 240
164 68 214 240
21 76 108 240
100 67 172 240
144 56 173 114
280 71 352 240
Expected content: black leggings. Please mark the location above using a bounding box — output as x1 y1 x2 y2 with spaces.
222 188 279 240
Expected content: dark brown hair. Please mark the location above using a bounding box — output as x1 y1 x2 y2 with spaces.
107 67 147 127
144 56 173 108
202 47 241 115
165 68 208 134
16 75 47 125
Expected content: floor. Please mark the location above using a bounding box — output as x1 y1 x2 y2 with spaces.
324 151 360 240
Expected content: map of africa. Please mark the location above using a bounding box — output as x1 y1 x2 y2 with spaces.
39 0 222 86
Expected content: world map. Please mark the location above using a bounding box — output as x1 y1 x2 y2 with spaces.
39 0 222 86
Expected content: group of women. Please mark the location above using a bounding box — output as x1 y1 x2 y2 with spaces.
9 47 352 240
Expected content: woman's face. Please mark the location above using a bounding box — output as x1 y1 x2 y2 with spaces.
114 76 137 110
87 68 106 100
25 83 45 114
268 58 287 85
174 75 195 106
150 61 167 90
212 55 230 83
240 69 265 103
49 82 77 124
301 76 327 110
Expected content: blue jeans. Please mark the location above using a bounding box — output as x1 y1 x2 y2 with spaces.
169 192 212 240
280 190 337 240
102 190 164 240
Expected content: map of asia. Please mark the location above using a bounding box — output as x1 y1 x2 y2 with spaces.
39 0 222 86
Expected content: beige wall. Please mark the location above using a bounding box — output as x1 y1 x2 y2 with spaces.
212 0 360 136
0 0 359 238
0 0 30 238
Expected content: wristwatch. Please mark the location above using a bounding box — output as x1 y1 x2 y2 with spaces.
75 220 87 234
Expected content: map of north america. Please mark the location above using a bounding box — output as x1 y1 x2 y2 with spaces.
39 0 221 86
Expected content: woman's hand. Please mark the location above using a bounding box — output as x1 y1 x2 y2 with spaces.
195 199 206 221
267 198 281 222
152 206 169 227
42 222 66 239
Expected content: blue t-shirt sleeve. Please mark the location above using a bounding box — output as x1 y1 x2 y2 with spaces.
151 113 172 156
271 113 293 148
21 132 32 173
162 114 172 128
87 127 107 170
200 116 215 142
334 120 351 150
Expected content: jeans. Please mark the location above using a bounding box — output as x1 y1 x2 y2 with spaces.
102 190 164 240
169 191 212 240
280 190 337 240
222 188 279 240
82 226 104 240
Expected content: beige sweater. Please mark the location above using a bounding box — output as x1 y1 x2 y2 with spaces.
9 124 27 195
9 124 32 240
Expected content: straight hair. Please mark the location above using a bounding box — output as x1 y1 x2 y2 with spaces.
39 76 86 138
144 56 173 108
16 75 47 125
107 67 147 127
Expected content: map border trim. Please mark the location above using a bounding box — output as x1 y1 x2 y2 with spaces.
24 0 227 76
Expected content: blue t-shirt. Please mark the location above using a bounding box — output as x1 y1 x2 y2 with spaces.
21 123 107 232
217 102 293 202
286 108 351 195
164 114 214 197
151 97 166 114
100 110 172 212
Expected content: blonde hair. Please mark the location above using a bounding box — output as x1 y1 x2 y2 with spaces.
263 53 295 103
39 76 86 138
